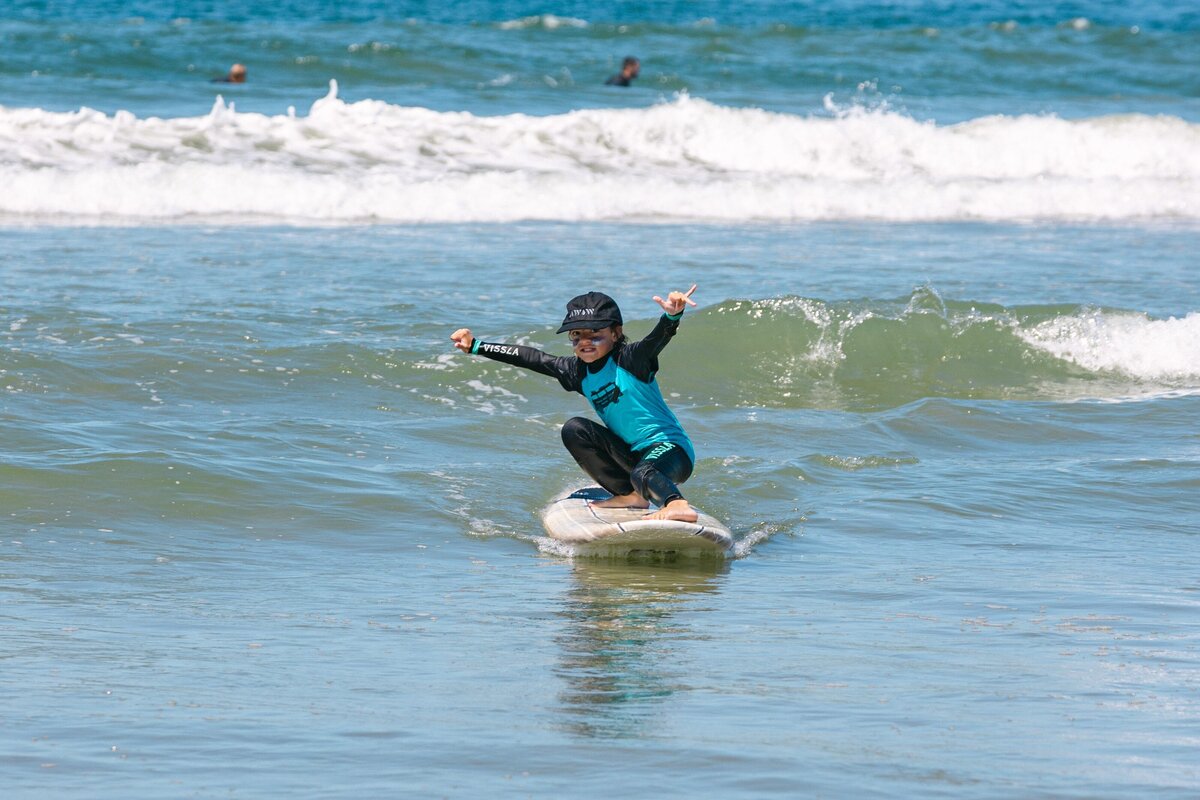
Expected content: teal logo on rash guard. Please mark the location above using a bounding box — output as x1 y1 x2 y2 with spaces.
590 381 622 412
642 442 675 461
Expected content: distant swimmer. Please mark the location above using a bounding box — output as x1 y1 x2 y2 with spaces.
212 63 247 84
605 56 640 87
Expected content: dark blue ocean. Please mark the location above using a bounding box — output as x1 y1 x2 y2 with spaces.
2 2 1198 798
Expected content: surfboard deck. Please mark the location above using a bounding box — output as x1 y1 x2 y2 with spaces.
541 486 733 559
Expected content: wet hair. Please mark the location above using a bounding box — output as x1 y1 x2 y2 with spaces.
623 56 639 68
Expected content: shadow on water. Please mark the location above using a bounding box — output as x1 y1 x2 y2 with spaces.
553 559 728 739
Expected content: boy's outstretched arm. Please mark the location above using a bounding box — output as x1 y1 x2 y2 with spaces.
450 326 580 391
620 284 698 380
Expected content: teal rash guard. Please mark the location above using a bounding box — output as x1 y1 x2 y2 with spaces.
470 312 695 463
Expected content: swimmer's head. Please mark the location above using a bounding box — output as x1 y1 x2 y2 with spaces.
228 63 247 83
621 57 640 78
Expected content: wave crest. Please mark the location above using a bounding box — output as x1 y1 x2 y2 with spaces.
665 291 1200 408
1 83 1197 223
497 15 588 30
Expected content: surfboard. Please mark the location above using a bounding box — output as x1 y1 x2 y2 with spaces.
540 486 733 558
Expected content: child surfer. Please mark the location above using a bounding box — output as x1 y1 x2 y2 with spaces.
451 286 699 522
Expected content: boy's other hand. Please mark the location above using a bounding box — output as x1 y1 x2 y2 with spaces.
451 328 475 353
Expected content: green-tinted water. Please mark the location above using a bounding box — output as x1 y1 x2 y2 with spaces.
2 222 1197 796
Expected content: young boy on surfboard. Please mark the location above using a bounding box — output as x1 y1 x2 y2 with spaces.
451 285 699 523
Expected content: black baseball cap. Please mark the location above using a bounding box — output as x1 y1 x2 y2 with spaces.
556 291 623 333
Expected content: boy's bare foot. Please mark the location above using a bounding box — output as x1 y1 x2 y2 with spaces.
645 499 698 523
589 492 650 509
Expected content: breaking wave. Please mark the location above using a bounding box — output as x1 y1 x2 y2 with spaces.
1 82 1197 224
643 290 1200 408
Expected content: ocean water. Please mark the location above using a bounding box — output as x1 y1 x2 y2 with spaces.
2 2 1199 798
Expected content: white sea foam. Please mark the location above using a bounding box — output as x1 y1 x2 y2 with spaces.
498 14 588 30
1020 311 1200 381
1 82 1198 224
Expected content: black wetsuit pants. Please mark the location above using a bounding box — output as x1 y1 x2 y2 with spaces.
560 416 693 507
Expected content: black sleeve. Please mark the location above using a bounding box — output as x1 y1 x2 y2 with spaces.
471 340 583 392
616 313 681 382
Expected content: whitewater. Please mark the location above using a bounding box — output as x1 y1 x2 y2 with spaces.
2 81 1197 224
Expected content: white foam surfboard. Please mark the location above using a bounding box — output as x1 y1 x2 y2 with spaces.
541 486 733 558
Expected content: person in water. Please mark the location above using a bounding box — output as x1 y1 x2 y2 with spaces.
450 285 699 522
213 63 247 83
605 56 640 87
